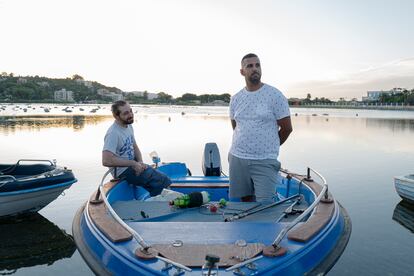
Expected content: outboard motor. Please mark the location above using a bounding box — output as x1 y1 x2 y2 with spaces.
202 143 221 176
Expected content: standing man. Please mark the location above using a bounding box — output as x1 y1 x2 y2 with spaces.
102 100 171 196
229 53 292 202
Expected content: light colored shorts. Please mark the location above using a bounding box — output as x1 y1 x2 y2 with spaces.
229 153 281 202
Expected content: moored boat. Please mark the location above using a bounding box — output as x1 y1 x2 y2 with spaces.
73 145 351 275
394 174 414 203
0 159 77 217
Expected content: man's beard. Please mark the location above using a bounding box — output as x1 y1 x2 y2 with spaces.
121 117 134 124
249 74 261 85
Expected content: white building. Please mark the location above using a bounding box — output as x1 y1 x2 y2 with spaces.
108 92 123 101
128 91 158 100
54 88 74 102
362 88 404 102
97 88 110 95
75 79 94 88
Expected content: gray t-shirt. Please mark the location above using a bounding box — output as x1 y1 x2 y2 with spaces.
229 83 290 160
103 122 136 176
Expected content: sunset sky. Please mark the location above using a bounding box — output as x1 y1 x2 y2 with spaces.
1 0 413 100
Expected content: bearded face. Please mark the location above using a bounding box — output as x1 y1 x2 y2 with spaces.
116 104 134 125
249 70 261 85
241 57 262 87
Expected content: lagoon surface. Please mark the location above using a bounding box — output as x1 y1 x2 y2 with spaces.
1 104 414 275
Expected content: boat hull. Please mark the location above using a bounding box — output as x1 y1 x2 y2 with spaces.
0 181 75 217
394 175 414 203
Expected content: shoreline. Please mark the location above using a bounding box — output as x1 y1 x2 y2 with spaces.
292 104 414 111
1 101 413 111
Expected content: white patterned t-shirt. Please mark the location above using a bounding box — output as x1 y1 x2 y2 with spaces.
229 83 290 160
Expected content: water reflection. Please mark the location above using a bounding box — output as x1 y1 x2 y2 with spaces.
0 213 76 274
365 118 414 132
297 115 414 133
392 200 414 233
0 115 111 134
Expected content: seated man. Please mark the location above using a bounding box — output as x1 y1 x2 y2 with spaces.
102 100 171 196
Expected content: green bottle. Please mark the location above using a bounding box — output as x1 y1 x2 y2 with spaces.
170 191 210 208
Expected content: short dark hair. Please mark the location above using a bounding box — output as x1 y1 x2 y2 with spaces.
111 100 128 116
241 53 258 63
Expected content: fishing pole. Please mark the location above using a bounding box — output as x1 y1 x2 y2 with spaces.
224 194 302 222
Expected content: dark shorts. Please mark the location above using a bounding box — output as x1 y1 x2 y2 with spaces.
119 166 172 196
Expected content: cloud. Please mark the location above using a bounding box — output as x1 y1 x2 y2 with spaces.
288 58 414 99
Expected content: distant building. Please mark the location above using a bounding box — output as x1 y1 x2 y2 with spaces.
362 88 404 102
17 78 27 84
97 88 123 101
75 79 93 88
97 88 110 95
108 93 123 101
54 88 74 102
37 81 49 87
128 91 158 100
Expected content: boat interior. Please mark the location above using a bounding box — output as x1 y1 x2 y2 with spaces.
0 160 74 192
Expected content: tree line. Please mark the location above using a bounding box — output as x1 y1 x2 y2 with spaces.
0 73 230 104
379 89 414 105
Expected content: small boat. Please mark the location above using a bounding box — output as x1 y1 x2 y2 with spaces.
73 144 351 275
0 213 76 273
0 159 77 217
394 174 414 203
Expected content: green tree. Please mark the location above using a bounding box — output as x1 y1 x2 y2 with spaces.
181 93 198 101
157 92 172 103
72 74 84 80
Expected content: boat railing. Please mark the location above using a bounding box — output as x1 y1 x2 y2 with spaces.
93 170 192 273
14 159 56 166
271 167 329 248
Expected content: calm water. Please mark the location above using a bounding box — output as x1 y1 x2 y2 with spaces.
1 105 414 275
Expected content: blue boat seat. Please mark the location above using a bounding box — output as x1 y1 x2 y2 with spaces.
157 162 189 178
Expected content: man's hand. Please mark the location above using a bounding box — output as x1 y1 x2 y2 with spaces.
132 161 147 175
277 116 293 146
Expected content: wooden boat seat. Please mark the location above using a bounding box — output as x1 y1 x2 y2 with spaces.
287 176 334 242
149 243 264 267
88 187 132 243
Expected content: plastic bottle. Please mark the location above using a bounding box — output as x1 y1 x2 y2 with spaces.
170 191 210 208
149 151 160 167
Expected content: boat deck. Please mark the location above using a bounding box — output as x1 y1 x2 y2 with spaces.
112 199 308 223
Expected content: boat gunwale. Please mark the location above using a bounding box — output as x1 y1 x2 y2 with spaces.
0 179 76 197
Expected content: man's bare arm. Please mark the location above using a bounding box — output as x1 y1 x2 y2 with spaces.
102 150 146 175
277 116 293 146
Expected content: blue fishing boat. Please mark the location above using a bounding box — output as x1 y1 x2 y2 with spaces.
73 144 351 275
0 159 77 217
